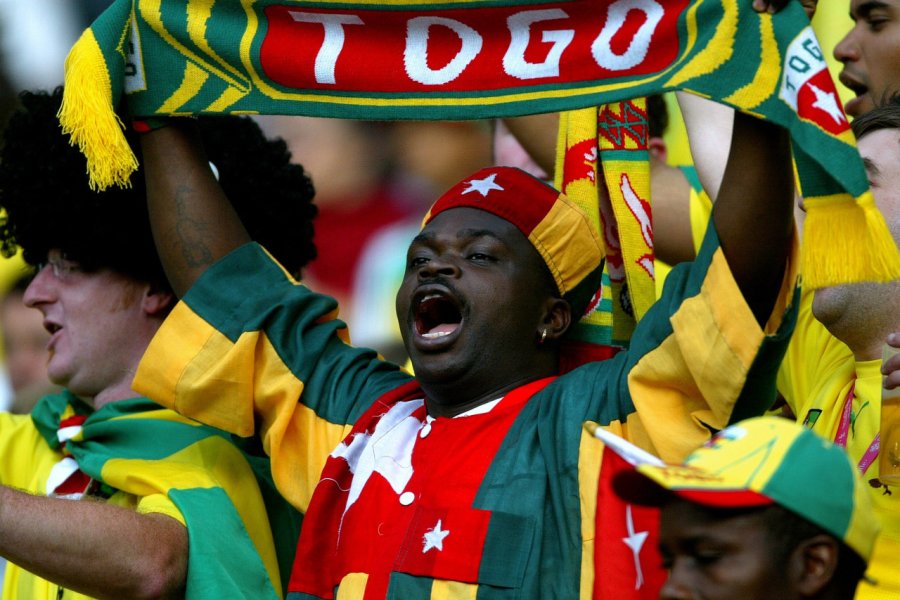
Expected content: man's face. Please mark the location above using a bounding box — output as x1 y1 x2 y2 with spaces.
1 289 51 392
835 0 900 117
396 207 556 407
23 250 148 405
812 128 900 342
858 128 900 227
658 500 792 600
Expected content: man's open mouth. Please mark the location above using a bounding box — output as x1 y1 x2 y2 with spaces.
839 72 868 100
415 293 462 339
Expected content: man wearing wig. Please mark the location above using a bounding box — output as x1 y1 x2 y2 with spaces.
0 89 316 599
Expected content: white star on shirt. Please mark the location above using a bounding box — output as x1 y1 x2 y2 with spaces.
622 504 650 590
422 519 450 553
462 173 504 197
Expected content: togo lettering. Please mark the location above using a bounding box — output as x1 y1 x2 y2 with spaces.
260 0 676 91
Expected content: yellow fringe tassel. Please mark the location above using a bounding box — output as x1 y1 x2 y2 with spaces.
58 29 138 191
802 191 900 288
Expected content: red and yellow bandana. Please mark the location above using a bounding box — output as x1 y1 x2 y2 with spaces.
423 166 604 315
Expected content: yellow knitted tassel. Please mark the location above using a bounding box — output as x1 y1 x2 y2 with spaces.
58 29 137 191
802 191 900 288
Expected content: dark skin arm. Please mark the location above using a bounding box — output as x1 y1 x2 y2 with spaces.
140 121 250 297
712 111 794 325
671 0 814 320
141 114 793 326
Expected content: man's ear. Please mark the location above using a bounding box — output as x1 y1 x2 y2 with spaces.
541 297 572 342
648 135 668 163
790 535 840 597
141 284 176 317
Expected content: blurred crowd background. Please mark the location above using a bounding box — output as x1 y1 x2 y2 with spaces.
0 0 858 414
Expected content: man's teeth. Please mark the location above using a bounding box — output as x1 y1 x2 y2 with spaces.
422 330 452 339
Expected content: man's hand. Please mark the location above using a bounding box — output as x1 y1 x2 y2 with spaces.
751 0 817 20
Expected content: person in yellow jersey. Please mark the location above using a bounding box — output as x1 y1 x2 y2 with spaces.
0 88 317 599
778 98 900 599
668 69 900 600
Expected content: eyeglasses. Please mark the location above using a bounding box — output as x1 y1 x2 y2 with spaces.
36 252 84 281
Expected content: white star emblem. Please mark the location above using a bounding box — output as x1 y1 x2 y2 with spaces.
809 83 847 126
462 173 504 197
422 519 450 553
622 504 650 590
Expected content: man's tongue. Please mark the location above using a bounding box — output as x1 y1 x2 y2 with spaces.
423 323 459 338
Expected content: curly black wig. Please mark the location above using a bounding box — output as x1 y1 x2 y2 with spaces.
0 87 316 288
199 113 317 277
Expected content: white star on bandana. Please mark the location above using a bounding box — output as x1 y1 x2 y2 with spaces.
422 519 450 553
462 173 504 197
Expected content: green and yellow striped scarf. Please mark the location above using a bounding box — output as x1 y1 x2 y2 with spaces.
31 391 299 598
60 0 899 292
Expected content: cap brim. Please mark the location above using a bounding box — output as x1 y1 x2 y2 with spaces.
613 465 775 509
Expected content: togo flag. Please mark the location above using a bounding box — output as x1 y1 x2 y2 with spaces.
60 0 900 288
586 423 666 599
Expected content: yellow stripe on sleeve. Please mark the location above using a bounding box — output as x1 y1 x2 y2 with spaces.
577 424 602 599
628 244 797 463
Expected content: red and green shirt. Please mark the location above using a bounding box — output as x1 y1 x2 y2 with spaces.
136 223 799 598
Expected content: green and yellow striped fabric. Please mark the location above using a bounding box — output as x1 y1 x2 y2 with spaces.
30 391 298 599
59 0 899 289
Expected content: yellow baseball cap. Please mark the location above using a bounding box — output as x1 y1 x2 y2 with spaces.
613 416 881 563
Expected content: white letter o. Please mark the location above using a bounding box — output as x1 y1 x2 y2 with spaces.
592 0 663 71
405 17 483 85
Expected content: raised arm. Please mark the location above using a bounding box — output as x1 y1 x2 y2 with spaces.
680 0 815 201
691 0 814 309
139 120 251 297
499 113 559 176
676 92 734 202
713 111 794 325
